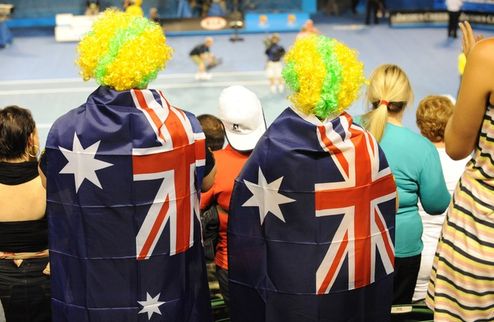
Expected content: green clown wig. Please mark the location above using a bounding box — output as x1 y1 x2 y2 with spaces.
76 9 173 91
282 35 365 119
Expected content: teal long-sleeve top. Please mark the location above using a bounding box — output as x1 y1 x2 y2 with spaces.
353 119 451 258
380 123 450 257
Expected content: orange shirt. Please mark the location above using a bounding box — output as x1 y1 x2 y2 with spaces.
200 145 250 270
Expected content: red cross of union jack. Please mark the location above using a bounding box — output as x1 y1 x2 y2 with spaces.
130 89 205 260
315 113 396 294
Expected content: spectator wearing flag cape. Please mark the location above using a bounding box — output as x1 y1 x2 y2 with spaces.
358 65 450 305
200 85 267 307
228 34 398 322
39 10 215 322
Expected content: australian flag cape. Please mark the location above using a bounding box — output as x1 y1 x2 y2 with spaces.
228 107 397 322
44 86 212 322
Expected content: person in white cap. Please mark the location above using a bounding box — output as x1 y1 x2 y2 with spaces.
200 85 266 307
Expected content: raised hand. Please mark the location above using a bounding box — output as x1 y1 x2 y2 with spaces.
460 21 484 57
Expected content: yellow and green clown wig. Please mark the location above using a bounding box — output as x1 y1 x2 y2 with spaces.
76 9 172 91
282 35 365 119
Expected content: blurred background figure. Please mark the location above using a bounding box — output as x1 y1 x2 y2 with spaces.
189 37 222 80
149 7 160 23
412 95 469 303
296 19 320 39
208 0 228 16
446 0 463 38
0 105 50 322
85 0 100 16
264 33 286 94
365 0 384 25
351 0 359 14
125 0 143 16
177 0 193 18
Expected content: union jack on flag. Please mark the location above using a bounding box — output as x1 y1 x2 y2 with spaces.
228 107 397 322
45 86 212 322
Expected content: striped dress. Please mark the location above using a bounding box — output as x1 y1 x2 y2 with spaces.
426 105 494 321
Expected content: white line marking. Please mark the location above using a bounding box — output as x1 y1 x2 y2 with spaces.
0 80 269 96
0 71 266 86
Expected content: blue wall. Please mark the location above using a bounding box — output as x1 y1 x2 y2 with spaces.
387 0 494 11
7 0 310 19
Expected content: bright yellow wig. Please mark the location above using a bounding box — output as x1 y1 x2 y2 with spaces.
76 9 172 91
282 35 365 119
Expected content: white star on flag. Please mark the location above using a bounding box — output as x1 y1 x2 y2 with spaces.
243 167 295 224
59 133 113 193
138 292 165 320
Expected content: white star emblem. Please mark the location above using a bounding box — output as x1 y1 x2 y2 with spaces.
59 133 113 193
243 167 295 224
138 292 165 320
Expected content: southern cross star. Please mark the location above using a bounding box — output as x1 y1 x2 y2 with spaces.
242 167 295 224
59 133 113 193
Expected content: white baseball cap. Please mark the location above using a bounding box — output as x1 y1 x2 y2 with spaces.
218 85 266 151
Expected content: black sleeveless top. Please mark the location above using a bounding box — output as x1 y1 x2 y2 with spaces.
0 161 48 252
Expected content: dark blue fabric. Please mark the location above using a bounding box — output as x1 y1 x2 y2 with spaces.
45 86 211 322
228 108 396 322
0 22 13 47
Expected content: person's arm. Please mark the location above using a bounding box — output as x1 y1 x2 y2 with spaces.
445 22 494 159
200 178 215 210
201 147 215 192
418 147 451 215
38 150 47 189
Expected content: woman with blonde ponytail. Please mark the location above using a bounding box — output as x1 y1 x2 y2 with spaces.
359 64 451 305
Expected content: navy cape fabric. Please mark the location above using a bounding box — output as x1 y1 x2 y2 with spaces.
45 86 212 322
228 107 397 322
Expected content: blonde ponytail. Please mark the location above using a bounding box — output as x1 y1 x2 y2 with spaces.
362 103 388 142
362 64 413 142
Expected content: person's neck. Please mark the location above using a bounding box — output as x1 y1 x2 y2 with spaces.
433 141 445 148
0 155 31 163
387 114 403 126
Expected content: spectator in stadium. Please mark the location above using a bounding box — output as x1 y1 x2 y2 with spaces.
228 35 396 322
365 0 384 25
296 19 320 39
189 37 222 80
200 85 266 308
412 95 469 302
125 0 143 16
446 0 463 38
0 105 50 322
426 21 494 321
177 0 193 18
198 114 225 152
149 7 160 23
264 33 286 94
40 10 215 321
85 0 100 16
359 64 450 304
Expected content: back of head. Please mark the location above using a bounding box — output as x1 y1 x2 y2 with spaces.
416 95 454 143
0 106 35 161
197 114 225 151
363 64 413 141
76 9 173 91
282 35 365 120
218 85 266 152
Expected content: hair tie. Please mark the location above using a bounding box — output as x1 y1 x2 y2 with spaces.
379 100 389 107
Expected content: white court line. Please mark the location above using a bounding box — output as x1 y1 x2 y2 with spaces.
0 71 266 86
0 79 269 96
